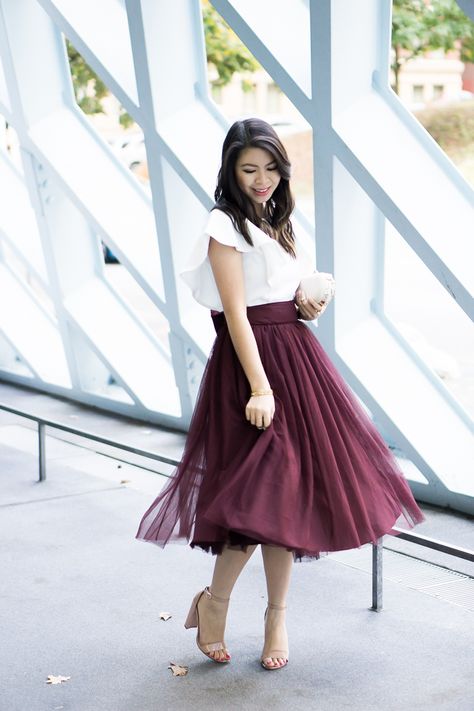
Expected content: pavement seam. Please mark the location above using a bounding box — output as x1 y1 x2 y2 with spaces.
0 485 126 508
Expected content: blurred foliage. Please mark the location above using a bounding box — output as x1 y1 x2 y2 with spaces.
416 99 474 187
66 41 107 113
66 1 259 126
392 0 474 93
202 0 259 87
66 40 134 128
415 99 474 151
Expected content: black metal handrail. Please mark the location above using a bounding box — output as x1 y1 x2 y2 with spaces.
0 402 179 479
1 401 473 612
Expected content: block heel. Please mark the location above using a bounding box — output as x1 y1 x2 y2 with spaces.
184 586 231 663
183 591 200 629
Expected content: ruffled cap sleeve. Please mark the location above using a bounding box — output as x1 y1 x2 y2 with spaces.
179 209 253 310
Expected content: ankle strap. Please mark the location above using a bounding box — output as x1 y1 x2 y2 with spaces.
267 602 287 610
204 586 229 604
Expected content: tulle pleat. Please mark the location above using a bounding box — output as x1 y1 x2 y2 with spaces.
135 300 425 561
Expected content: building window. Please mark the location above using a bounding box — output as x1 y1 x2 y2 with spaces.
412 85 424 102
433 84 444 100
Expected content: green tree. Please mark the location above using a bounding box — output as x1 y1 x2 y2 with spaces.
67 41 133 128
67 1 259 127
460 29 474 64
202 0 259 87
392 0 474 94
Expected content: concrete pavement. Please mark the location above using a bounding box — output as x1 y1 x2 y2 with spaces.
0 386 473 711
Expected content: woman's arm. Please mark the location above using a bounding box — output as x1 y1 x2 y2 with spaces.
208 237 274 429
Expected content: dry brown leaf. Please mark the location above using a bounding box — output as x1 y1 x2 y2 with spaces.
159 611 172 621
120 479 131 484
46 675 71 685
168 662 188 677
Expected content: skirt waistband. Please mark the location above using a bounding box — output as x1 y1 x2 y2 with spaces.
211 300 298 333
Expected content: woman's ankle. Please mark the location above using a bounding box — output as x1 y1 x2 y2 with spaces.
207 586 231 603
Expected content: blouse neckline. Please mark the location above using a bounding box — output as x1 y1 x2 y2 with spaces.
246 218 280 245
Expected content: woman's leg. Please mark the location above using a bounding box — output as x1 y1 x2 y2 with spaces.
261 545 294 668
197 543 257 661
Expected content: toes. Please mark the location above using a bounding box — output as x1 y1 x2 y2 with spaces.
264 657 276 667
209 648 229 662
267 657 285 667
262 651 288 668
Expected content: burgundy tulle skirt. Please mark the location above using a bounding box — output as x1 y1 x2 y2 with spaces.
135 300 425 560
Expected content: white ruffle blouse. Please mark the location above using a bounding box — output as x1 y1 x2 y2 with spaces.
179 208 316 314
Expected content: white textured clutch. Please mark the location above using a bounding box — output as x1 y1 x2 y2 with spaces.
298 271 336 304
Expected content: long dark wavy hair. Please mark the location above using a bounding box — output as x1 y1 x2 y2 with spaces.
214 118 296 257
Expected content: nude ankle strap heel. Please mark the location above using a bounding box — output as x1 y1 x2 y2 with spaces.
184 586 231 663
261 602 289 671
184 586 229 629
204 586 230 604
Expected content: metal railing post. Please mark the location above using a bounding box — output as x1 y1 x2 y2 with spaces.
0 401 472 576
371 537 384 611
38 421 46 482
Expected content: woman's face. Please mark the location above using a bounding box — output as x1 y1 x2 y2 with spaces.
235 147 281 213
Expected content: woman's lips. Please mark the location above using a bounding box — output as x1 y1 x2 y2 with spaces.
253 187 271 196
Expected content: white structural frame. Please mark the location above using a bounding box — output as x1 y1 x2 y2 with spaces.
0 0 472 513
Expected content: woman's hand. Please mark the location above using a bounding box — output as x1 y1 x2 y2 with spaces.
294 288 327 320
245 393 275 430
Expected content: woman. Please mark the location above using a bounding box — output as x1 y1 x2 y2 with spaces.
136 118 425 670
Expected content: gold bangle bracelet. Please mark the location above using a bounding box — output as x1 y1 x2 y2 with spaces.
250 389 273 397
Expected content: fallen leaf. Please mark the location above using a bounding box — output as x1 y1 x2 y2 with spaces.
120 479 130 484
159 611 172 621
46 675 71 685
168 662 188 677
